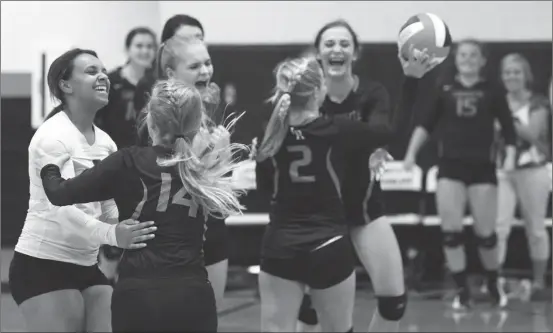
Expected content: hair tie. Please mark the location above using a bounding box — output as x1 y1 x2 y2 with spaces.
278 93 291 120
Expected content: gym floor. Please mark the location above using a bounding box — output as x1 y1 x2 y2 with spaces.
2 249 551 332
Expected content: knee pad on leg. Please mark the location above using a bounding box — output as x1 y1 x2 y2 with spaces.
377 293 407 321
475 232 497 249
442 231 464 248
298 294 319 325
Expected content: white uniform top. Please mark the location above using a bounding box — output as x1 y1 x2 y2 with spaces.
15 111 119 266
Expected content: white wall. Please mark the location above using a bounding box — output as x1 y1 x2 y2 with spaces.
1 1 161 73
159 1 552 44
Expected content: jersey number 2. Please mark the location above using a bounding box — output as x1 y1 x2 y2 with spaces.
156 173 199 217
287 145 315 183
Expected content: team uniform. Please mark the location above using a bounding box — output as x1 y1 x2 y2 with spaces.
40 145 217 332
256 117 390 288
419 77 516 183
134 76 229 267
321 77 419 225
9 111 118 305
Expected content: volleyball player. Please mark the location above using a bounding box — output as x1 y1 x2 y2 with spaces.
150 34 232 310
403 39 517 310
134 14 205 121
310 19 438 332
254 55 401 332
8 48 156 332
40 79 248 332
134 15 231 309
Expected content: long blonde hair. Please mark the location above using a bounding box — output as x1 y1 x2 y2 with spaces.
147 80 248 218
255 56 323 162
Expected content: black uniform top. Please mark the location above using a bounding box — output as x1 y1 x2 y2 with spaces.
95 67 145 149
419 77 516 162
256 117 390 258
321 77 419 224
41 146 208 280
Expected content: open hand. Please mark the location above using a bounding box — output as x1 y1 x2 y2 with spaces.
399 44 441 78
115 219 156 249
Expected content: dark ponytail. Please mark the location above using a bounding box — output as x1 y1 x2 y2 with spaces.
44 48 98 122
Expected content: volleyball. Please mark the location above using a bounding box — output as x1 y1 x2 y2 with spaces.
398 13 452 65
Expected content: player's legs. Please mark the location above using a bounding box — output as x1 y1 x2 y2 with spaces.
259 270 305 332
206 259 228 310
82 285 113 332
19 290 85 332
350 217 406 332
468 163 508 307
468 182 507 307
308 236 356 333
436 177 469 308
204 218 229 310
514 166 551 289
9 252 86 332
496 171 517 268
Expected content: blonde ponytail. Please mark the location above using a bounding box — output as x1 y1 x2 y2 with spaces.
256 93 292 162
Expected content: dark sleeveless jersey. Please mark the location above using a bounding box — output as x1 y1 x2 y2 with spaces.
321 77 419 224
40 145 208 279
419 77 516 162
256 117 390 258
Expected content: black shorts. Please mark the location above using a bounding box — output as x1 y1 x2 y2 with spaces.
204 217 229 266
9 251 110 305
438 158 497 185
112 275 217 332
260 236 355 289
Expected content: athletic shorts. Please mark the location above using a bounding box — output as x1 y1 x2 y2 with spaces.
9 251 110 305
260 236 355 289
438 158 497 185
204 217 229 266
112 275 217 332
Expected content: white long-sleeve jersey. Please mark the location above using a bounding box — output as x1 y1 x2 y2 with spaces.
15 111 119 266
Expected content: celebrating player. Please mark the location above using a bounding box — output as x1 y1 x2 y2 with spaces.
40 79 248 332
9 48 155 332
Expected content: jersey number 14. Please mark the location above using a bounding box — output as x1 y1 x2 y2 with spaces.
156 173 200 218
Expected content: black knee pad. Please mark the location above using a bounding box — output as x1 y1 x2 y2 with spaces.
377 293 407 321
475 232 497 249
442 231 464 248
298 294 319 325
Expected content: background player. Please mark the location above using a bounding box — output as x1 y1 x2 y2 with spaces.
9 48 155 332
495 53 551 300
403 39 517 310
40 79 248 332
